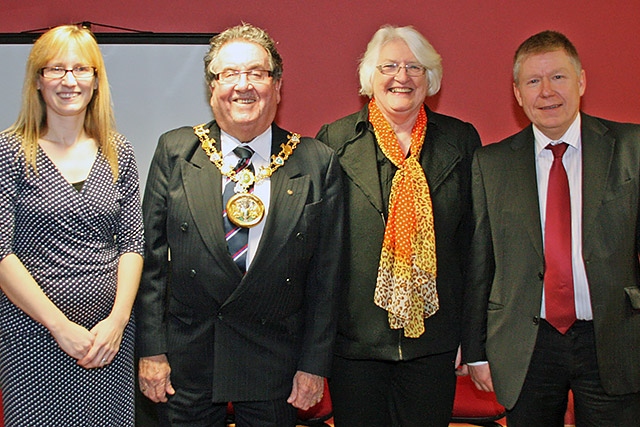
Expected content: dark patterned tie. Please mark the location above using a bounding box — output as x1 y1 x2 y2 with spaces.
223 145 254 273
544 142 576 334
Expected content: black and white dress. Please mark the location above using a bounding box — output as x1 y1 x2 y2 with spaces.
0 132 144 426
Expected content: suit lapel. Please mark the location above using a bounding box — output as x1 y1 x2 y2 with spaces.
256 125 309 264
420 114 461 192
580 114 615 259
182 123 242 278
509 127 545 259
337 124 386 214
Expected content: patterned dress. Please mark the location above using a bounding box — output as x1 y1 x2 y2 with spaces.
0 132 144 426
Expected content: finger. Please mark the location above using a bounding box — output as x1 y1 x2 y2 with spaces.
166 380 176 396
287 382 299 404
100 354 110 366
152 378 171 403
78 347 99 366
143 385 165 403
140 383 162 403
89 351 112 369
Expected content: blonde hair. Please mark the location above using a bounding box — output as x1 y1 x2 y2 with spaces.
513 30 582 84
7 25 119 178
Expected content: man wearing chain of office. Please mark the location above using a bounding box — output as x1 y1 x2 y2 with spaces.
135 23 344 427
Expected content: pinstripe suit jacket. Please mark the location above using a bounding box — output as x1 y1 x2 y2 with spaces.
135 121 343 401
463 113 640 409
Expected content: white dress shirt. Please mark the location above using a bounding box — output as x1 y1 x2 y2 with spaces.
534 114 593 320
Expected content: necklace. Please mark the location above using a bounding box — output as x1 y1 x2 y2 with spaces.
194 124 301 228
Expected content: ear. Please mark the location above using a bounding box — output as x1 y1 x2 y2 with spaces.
513 82 524 107
209 83 216 108
274 78 282 104
578 69 586 97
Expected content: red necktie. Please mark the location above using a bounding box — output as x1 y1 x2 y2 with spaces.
544 142 576 334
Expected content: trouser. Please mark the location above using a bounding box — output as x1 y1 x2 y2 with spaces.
507 319 640 427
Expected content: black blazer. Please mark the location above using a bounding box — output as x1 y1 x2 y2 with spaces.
317 104 481 361
135 121 343 402
463 113 640 409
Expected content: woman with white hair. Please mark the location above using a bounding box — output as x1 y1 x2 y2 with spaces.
316 25 481 426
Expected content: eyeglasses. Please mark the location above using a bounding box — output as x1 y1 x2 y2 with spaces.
213 69 273 85
376 63 426 77
39 66 96 79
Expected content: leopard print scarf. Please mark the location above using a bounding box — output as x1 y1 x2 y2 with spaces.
369 98 439 338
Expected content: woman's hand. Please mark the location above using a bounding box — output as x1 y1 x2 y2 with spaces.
49 320 95 361
76 315 127 369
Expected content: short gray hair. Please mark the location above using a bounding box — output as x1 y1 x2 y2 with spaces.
358 25 442 98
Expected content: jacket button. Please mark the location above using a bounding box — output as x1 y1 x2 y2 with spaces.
285 277 292 284
537 272 544 280
180 222 189 232
296 232 305 241
532 316 539 325
189 269 196 278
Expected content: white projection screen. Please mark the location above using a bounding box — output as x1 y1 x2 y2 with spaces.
0 32 214 191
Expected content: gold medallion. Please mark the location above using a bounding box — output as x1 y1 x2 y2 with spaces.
194 124 301 229
226 193 265 228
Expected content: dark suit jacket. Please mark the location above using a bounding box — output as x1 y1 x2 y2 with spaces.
463 113 640 409
135 121 343 402
317 104 481 361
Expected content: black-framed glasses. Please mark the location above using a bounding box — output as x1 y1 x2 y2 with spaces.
39 66 96 79
376 63 426 77
213 69 273 85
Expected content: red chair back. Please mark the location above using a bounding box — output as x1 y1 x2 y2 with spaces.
451 375 506 425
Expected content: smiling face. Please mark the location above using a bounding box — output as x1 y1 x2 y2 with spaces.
37 45 97 121
513 49 586 140
209 40 281 142
372 39 428 125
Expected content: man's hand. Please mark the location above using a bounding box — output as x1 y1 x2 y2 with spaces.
139 354 176 402
468 362 494 392
287 371 324 410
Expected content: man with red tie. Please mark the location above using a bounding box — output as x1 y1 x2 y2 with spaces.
462 30 640 426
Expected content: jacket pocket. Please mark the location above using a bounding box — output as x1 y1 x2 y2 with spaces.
168 295 195 325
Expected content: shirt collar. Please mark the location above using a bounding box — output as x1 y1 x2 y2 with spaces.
220 127 272 167
534 114 581 156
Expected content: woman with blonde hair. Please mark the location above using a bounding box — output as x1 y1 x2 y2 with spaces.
0 25 143 426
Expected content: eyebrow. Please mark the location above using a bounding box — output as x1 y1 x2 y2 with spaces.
219 61 268 70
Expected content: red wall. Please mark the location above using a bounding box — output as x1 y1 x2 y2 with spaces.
3 0 640 144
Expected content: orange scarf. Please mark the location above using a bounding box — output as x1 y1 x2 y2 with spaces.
369 98 439 338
